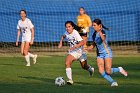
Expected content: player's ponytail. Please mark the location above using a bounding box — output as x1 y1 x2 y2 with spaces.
93 19 109 31
102 24 109 30
65 21 82 32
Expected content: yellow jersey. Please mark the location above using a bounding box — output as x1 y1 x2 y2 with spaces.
77 14 91 32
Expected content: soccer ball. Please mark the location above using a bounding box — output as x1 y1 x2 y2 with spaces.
55 77 65 86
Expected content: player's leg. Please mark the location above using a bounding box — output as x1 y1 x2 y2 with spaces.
21 42 25 55
105 58 112 75
97 58 116 86
105 58 118 86
26 38 37 64
105 54 128 76
80 60 94 76
79 53 94 76
65 54 76 85
23 42 30 66
28 52 37 64
118 67 128 76
104 52 119 74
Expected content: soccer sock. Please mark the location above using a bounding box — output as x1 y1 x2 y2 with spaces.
87 65 93 72
111 68 120 74
25 54 30 64
66 68 72 80
28 52 35 58
101 71 115 84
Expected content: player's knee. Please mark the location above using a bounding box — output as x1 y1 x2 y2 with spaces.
98 69 104 74
106 69 111 75
99 70 103 74
23 50 28 56
65 62 71 68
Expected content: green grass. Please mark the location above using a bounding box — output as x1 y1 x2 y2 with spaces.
0 56 139 93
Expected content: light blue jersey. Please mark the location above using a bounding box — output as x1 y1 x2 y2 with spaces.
92 30 112 59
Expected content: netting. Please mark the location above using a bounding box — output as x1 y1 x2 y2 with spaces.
0 0 140 57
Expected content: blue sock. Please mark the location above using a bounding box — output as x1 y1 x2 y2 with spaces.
101 72 115 84
111 68 120 74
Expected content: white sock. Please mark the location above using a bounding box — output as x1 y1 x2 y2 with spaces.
28 52 34 58
25 54 30 64
66 68 72 80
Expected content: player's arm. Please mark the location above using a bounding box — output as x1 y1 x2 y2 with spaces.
76 16 78 25
30 27 35 45
16 29 20 46
82 16 92 33
58 35 65 48
99 31 106 41
28 19 34 45
87 15 92 27
87 42 96 51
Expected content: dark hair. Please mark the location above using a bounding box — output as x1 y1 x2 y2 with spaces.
79 7 86 14
65 21 82 32
79 7 85 10
92 19 109 30
19 9 26 15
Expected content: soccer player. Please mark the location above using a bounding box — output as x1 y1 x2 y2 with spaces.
88 19 128 87
76 7 92 50
58 21 94 85
16 9 37 66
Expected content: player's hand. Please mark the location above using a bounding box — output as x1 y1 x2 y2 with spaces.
82 29 87 34
30 41 33 45
87 45 93 51
16 41 18 46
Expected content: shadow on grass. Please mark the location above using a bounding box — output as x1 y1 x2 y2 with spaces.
0 64 15 66
18 76 54 84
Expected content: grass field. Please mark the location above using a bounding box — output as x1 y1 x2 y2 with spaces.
0 56 139 93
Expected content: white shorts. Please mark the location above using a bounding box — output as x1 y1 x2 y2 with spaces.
68 51 87 62
22 37 31 42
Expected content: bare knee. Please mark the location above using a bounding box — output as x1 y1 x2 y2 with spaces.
65 61 71 68
98 69 104 74
106 68 111 75
23 50 28 56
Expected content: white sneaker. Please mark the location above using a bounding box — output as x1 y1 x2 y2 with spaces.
111 82 118 87
118 67 128 76
33 54 37 64
26 63 30 66
67 80 73 85
89 67 94 77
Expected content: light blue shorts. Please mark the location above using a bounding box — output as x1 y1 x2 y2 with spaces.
97 52 112 59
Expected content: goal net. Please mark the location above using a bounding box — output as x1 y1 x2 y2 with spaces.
0 0 140 57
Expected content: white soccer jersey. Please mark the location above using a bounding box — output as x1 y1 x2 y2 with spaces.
64 29 83 53
17 18 34 42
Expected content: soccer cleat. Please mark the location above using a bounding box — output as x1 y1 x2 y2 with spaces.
118 67 128 76
111 82 118 87
33 54 37 64
89 67 94 77
67 80 73 85
26 63 30 66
